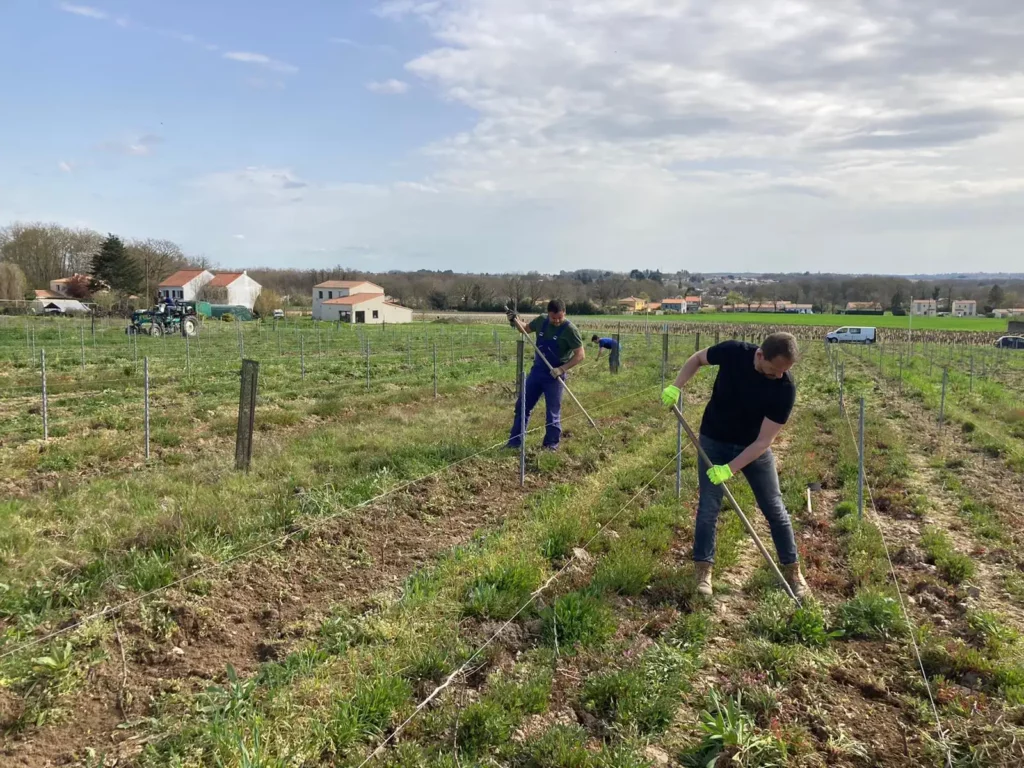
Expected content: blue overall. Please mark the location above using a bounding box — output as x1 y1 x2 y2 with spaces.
508 319 568 448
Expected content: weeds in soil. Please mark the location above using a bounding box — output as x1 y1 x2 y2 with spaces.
920 526 977 584
835 589 906 640
747 592 840 647
540 590 617 652
681 689 787 767
581 642 696 736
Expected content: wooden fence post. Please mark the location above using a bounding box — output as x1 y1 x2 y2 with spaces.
235 360 259 471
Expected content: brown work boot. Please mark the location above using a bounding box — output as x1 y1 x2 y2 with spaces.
783 562 810 600
694 561 713 597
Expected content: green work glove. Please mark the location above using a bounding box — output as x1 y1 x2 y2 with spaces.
661 385 680 407
707 464 733 486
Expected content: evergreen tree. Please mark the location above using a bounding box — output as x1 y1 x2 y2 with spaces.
91 234 141 293
891 288 905 312
988 284 1005 309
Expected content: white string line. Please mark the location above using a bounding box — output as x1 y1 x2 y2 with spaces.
0 383 658 662
836 362 954 768
356 445 685 768
890 349 1024 461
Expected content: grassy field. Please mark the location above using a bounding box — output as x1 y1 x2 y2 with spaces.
588 311 1012 332
1 315 1023 767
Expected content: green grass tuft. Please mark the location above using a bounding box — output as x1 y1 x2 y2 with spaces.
747 592 840 647
920 527 976 585
540 591 616 653
464 556 544 620
835 589 906 640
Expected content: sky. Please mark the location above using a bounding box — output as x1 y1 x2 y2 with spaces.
1 0 1023 274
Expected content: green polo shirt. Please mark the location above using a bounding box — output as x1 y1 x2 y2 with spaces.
528 315 584 364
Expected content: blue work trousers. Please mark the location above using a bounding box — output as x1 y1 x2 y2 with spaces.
508 366 565 448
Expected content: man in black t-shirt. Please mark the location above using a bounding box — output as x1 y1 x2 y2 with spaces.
661 333 808 599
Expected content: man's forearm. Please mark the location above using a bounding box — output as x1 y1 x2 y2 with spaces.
561 348 585 372
673 352 704 388
728 440 771 474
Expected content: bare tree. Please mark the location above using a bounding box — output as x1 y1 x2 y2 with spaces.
505 275 525 310
0 222 101 287
197 285 229 303
0 262 28 300
126 238 188 301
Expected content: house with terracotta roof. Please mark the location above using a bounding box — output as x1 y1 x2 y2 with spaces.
204 271 262 309
158 269 214 303
312 280 413 324
661 297 686 313
617 296 646 314
684 295 702 312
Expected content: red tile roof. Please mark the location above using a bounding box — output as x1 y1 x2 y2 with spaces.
159 269 207 287
207 272 244 288
323 293 387 306
35 289 61 299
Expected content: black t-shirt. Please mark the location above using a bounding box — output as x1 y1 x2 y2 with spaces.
699 341 796 446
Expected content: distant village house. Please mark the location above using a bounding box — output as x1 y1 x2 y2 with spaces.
157 270 262 310
617 297 646 314
910 298 937 317
158 270 214 303
846 301 884 315
951 299 977 317
312 280 413 324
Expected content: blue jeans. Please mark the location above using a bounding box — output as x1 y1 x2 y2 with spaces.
694 434 798 565
508 366 565 448
609 346 620 373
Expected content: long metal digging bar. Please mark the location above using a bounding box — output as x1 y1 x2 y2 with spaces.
670 404 799 603
506 305 600 432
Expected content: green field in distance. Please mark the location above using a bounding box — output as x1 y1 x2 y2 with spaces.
588 312 1010 332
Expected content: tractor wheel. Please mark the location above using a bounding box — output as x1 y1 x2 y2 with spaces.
149 324 163 338
181 317 199 337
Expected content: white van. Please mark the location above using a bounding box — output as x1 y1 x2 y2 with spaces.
826 326 876 344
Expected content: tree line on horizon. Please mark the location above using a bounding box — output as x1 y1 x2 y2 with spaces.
1 220 1021 315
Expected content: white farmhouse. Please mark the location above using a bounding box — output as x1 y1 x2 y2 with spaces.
205 271 262 309
158 269 214 302
312 280 413 324
951 299 977 317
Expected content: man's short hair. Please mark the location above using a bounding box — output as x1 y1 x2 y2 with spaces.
547 299 566 314
591 334 599 342
760 332 798 361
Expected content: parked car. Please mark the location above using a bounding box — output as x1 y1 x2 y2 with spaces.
273 309 285 319
825 326 877 344
994 335 1024 350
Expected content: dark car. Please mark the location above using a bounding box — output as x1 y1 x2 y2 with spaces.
994 335 1024 350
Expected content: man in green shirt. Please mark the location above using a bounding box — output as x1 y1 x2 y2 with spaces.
506 299 585 450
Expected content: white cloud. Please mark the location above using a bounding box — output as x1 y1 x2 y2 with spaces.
139 3 1024 272
329 37 397 54
223 51 299 75
232 234 246 240
366 78 409 94
99 133 164 157
58 3 107 20
58 161 74 173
